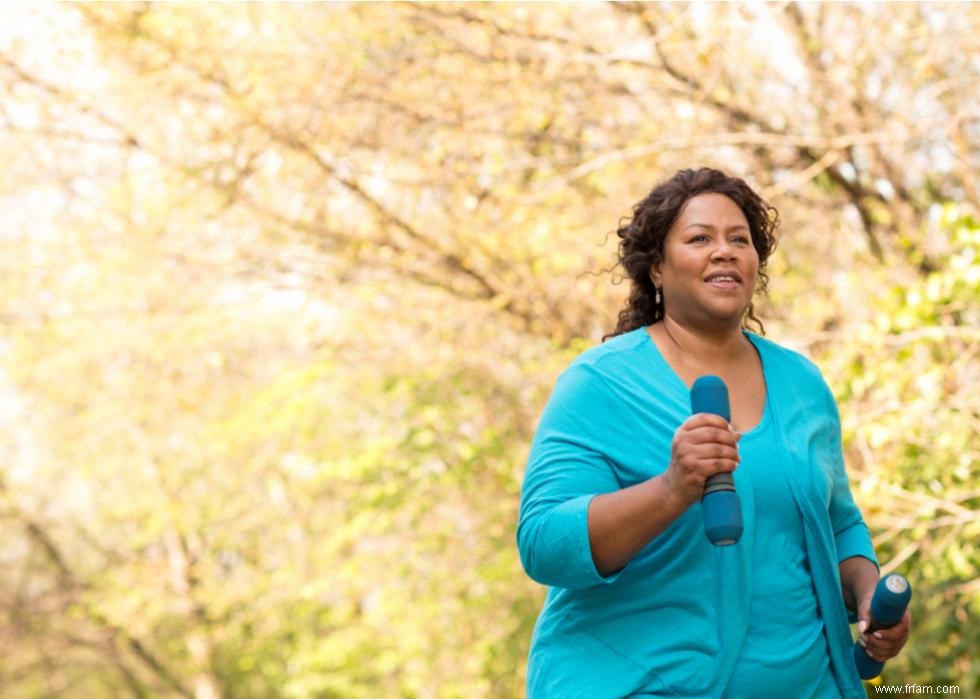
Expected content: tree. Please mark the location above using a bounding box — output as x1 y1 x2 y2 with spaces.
0 2 975 696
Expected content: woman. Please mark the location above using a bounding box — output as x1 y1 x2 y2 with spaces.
517 168 910 698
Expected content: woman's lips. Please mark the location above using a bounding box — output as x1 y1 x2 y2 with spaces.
704 273 741 289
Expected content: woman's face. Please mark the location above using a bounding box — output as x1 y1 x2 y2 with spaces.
652 192 759 329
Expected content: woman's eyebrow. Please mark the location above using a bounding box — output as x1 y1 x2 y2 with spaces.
683 222 750 231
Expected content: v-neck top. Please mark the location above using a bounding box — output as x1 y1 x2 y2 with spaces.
724 411 839 698
643 326 768 435
517 326 876 698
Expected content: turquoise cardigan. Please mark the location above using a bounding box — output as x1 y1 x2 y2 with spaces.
517 328 877 698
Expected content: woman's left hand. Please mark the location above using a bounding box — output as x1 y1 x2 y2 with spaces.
856 588 912 663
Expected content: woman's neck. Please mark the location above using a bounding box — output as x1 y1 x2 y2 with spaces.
658 315 748 366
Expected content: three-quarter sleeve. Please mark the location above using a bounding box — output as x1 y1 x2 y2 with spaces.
821 383 879 570
516 363 628 590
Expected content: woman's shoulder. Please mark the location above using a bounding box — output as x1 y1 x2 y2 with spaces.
543 327 663 425
569 326 652 375
747 332 824 378
748 332 837 410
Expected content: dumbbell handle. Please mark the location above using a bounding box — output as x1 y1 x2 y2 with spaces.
853 574 911 680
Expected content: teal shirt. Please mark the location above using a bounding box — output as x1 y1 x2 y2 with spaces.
517 327 877 698
724 406 838 698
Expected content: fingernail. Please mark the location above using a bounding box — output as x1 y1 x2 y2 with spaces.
873 632 882 639
858 621 867 634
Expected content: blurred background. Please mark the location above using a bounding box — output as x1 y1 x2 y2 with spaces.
0 3 976 697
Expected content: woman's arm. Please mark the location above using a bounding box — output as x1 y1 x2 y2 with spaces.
587 473 686 576
840 556 912 662
839 555 879 614
519 364 740 586
589 413 740 576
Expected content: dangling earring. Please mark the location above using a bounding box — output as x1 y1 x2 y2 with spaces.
649 271 661 305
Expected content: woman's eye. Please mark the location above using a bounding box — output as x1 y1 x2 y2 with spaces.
733 235 751 244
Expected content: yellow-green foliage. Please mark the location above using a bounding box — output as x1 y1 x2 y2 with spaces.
0 3 976 697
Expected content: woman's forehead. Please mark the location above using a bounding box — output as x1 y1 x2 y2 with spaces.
674 193 748 228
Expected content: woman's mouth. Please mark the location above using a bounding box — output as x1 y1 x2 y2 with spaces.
704 272 742 288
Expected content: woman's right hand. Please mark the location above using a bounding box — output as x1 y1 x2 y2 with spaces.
585 413 741 575
663 413 741 508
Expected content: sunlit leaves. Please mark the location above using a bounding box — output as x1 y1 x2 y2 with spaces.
826 206 978 691
1 2 978 697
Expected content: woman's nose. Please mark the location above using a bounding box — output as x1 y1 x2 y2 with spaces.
710 240 736 259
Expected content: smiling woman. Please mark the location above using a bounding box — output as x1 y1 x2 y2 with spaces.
609 168 779 339
516 168 911 698
647 191 766 433
655 193 759 328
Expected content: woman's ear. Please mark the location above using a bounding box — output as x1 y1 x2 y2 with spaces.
649 267 661 287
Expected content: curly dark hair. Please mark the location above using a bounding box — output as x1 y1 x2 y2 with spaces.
605 167 779 340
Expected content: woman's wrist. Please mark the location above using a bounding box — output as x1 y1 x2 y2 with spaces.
657 467 696 512
839 556 879 612
587 471 692 575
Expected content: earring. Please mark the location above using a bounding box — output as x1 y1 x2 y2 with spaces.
655 287 662 305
